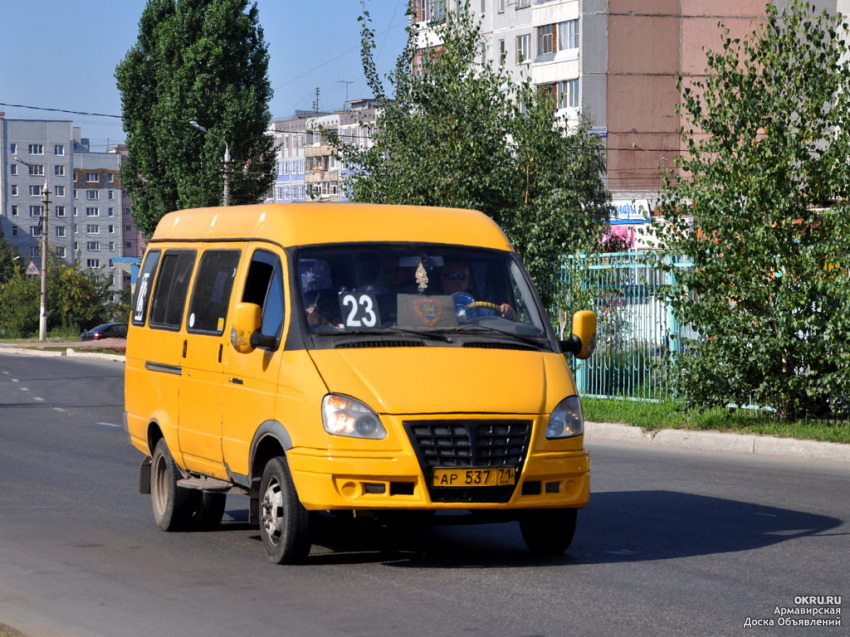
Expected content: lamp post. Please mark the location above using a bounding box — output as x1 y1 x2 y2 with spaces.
189 121 231 206
15 158 50 341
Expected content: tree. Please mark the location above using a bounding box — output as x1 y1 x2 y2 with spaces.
0 237 24 285
657 1 850 420
116 0 276 236
0 254 114 338
336 2 610 309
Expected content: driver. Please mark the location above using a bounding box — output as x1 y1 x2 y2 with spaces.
441 259 516 320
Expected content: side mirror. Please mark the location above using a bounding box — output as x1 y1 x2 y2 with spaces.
231 302 262 354
560 310 597 360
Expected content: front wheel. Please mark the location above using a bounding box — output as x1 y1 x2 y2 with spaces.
259 456 311 564
519 508 578 555
150 439 196 532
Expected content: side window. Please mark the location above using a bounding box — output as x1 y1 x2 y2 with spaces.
132 249 161 326
149 250 197 330
242 249 284 345
187 250 240 334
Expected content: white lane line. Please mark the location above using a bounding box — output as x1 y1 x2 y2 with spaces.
19 387 28 392
33 397 45 402
11 379 19 383
97 422 121 428
53 407 66 412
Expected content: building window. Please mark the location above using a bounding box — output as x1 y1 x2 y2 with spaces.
54 145 65 156
108 190 114 200
54 185 65 197
108 242 115 252
86 172 99 183
29 205 43 217
11 205 18 217
86 258 100 268
107 207 114 216
499 39 507 65
283 161 290 175
108 224 115 234
87 224 100 234
538 24 554 56
56 226 66 238
10 164 17 176
56 246 66 259
517 0 530 7
11 185 18 196
87 241 100 251
55 205 66 217
30 226 41 237
11 227 17 237
55 165 65 176
107 173 114 183
28 144 44 155
86 207 99 217
29 185 43 197
28 164 45 176
10 143 16 154
415 0 447 23
516 34 531 64
87 190 99 200
124 208 131 216
558 19 579 51
31 247 40 258
558 78 580 109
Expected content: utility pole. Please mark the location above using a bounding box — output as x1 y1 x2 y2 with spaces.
16 157 50 340
313 87 321 114
38 181 50 341
188 121 231 206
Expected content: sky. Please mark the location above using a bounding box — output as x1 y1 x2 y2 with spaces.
0 0 409 152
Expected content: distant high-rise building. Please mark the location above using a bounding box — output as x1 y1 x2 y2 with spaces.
0 115 143 293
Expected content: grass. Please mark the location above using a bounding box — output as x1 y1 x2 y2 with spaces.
0 624 25 637
582 397 850 445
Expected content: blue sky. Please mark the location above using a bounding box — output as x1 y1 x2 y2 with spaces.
0 0 408 151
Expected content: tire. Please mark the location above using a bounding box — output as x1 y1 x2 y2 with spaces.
519 508 578 555
150 438 196 532
259 456 311 564
191 492 227 532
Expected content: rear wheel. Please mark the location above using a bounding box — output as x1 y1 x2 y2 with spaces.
150 439 195 532
519 508 578 555
259 456 311 564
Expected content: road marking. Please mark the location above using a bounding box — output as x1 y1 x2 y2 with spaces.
19 387 28 392
33 397 45 402
11 378 19 383
96 422 121 428
53 407 66 413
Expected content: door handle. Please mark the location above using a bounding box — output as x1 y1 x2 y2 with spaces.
229 378 243 385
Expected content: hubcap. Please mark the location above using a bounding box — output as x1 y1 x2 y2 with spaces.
261 477 284 546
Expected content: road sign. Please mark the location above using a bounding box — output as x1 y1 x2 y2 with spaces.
25 260 40 276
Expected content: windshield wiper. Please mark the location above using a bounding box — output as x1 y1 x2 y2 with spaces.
329 327 454 343
453 324 548 350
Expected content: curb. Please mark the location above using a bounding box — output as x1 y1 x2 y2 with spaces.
5 346 125 363
586 421 850 463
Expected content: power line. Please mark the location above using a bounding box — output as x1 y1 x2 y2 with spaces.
0 102 121 119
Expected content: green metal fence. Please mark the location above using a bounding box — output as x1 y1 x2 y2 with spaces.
560 252 690 401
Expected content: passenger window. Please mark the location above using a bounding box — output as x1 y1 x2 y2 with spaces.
187 250 240 334
149 251 197 329
132 249 161 326
242 250 284 346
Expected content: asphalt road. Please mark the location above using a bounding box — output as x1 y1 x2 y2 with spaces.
0 353 847 637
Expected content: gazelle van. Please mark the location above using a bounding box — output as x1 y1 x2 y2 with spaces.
124 202 596 564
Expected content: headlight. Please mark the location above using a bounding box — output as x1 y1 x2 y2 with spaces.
321 394 387 439
546 395 584 439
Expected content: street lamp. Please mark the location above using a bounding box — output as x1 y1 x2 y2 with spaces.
15 157 50 341
189 120 231 206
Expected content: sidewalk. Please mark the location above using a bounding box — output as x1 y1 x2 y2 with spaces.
3 341 848 463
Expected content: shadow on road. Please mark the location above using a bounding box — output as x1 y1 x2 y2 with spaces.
218 489 843 568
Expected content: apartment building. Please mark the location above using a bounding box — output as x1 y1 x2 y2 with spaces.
269 100 378 203
0 115 141 292
414 0 849 246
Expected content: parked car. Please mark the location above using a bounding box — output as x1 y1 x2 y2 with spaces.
80 322 128 341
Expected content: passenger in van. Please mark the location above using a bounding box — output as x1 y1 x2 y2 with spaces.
441 259 517 321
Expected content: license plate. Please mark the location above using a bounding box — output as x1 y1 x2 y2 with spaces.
432 467 516 488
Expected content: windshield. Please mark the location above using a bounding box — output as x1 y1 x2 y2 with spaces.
296 243 554 348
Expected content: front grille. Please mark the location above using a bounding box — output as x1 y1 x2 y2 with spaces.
404 420 531 503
